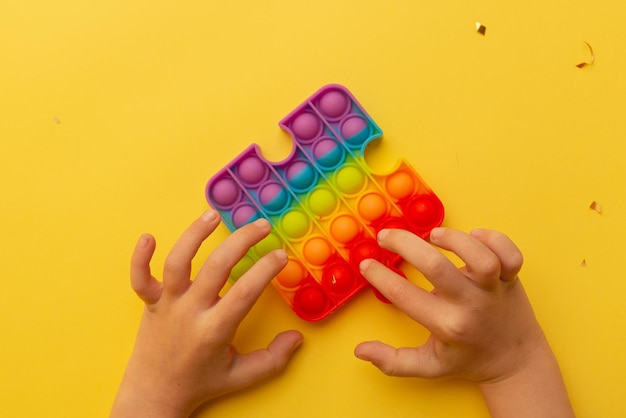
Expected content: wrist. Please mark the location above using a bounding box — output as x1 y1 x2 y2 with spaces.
111 369 193 418
478 339 574 418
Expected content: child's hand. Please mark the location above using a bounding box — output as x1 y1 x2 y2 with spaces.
355 227 574 418
111 211 303 418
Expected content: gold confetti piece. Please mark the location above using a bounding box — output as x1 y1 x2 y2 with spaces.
581 259 587 267
576 41 595 68
589 201 602 213
475 22 486 35
53 117 61 124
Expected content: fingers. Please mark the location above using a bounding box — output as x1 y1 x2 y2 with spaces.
130 234 163 305
192 218 274 303
354 340 445 378
469 229 523 281
211 247 289 329
162 210 221 295
429 227 502 289
375 228 466 293
359 258 443 331
227 330 303 390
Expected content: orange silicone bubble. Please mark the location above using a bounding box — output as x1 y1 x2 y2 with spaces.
303 236 333 266
357 192 388 222
385 170 416 200
330 214 361 244
276 258 307 289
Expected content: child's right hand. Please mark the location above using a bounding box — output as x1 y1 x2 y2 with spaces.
355 227 575 418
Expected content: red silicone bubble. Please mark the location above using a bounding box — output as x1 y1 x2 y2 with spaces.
407 195 444 230
294 285 328 319
350 239 384 266
322 262 356 295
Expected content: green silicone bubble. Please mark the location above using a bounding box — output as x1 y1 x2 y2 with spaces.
254 232 283 257
280 210 310 239
308 187 337 217
335 165 366 195
230 254 255 282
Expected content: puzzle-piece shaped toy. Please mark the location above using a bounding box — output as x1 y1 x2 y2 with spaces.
205 85 444 321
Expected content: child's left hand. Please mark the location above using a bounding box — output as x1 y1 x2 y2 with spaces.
111 210 303 418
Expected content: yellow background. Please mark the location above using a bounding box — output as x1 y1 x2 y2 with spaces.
1 1 625 417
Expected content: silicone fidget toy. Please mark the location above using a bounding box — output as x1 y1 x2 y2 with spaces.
205 84 444 321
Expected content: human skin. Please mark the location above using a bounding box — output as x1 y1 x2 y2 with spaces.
112 211 574 417
110 211 303 418
354 227 575 418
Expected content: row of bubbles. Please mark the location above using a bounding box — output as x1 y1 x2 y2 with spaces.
282 86 381 152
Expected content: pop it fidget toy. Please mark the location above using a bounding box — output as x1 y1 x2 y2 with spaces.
206 84 444 321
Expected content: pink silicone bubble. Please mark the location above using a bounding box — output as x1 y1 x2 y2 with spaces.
317 90 350 120
237 156 267 186
258 181 290 213
291 111 322 141
313 137 345 170
340 115 370 146
286 160 317 191
231 203 260 228
210 177 241 209
294 285 328 317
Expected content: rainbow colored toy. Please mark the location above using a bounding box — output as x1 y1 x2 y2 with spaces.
205 84 444 321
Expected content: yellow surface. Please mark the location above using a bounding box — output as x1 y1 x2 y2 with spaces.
1 1 625 417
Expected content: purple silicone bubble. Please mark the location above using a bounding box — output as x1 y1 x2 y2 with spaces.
291 111 322 141
231 203 260 228
210 177 241 209
317 90 350 120
340 115 369 142
258 181 290 213
237 156 267 186
312 137 345 170
286 160 317 191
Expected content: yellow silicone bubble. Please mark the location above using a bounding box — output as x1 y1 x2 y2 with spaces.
335 165 366 195
330 214 360 244
358 192 388 221
276 258 307 289
385 170 416 200
280 210 310 239
230 254 255 281
308 187 337 217
254 232 283 257
302 237 333 266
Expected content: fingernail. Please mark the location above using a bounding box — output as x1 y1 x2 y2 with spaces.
377 229 389 243
138 234 151 247
202 209 219 222
275 249 288 262
430 227 444 241
253 217 270 229
359 259 372 272
470 228 484 237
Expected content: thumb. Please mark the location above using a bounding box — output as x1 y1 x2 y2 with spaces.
354 340 445 379
228 330 303 388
